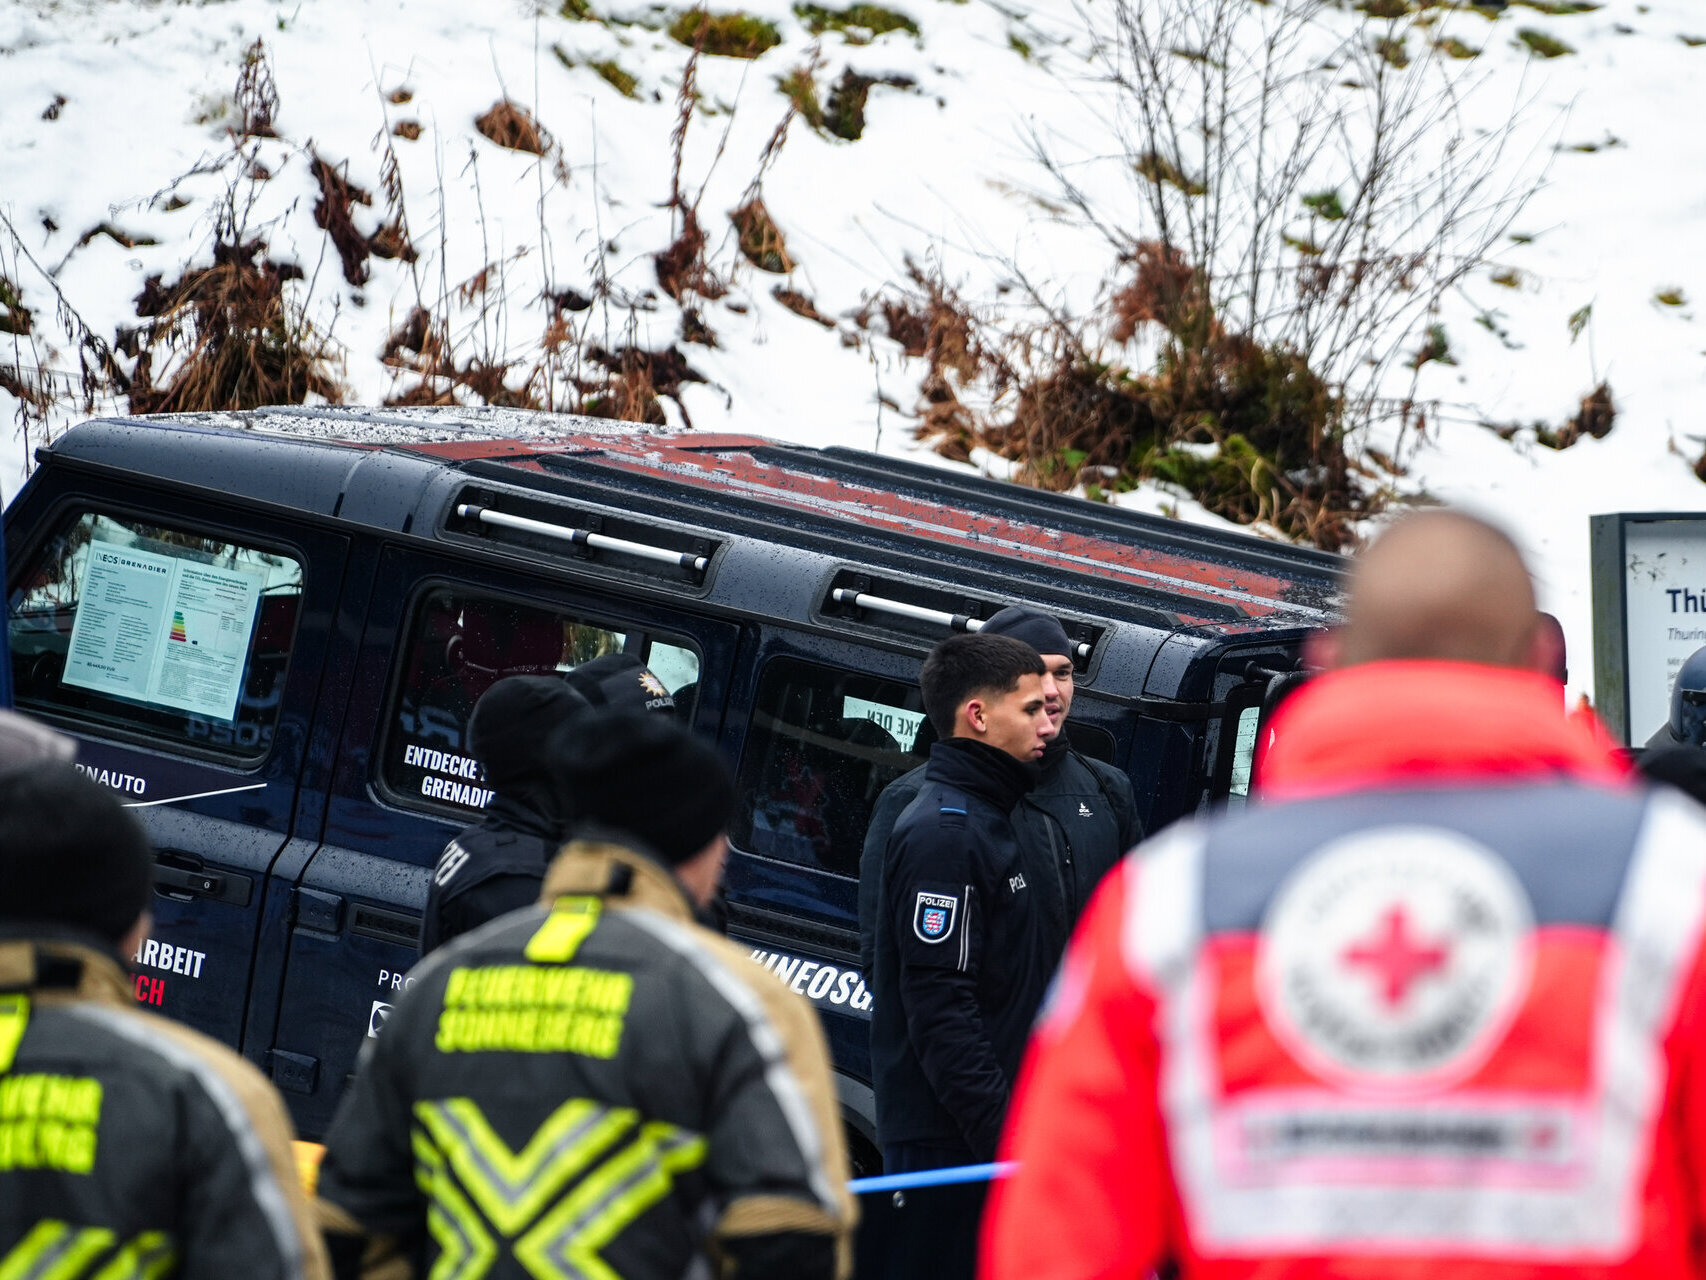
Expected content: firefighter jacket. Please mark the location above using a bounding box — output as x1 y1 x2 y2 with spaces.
418 793 563 957
870 738 1052 1159
979 660 1706 1280
319 840 856 1280
0 928 329 1280
858 731 1141 976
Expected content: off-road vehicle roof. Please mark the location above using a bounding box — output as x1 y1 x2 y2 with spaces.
37 406 1342 686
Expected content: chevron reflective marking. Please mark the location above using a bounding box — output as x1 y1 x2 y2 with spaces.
411 1129 498 1280
89 1233 174 1280
414 1098 636 1237
513 1120 708 1280
0 1223 112 1280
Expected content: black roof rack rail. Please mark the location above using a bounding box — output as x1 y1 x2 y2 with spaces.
457 503 709 572
446 485 718 587
784 444 1343 579
823 570 1105 670
830 589 1093 660
513 455 1250 626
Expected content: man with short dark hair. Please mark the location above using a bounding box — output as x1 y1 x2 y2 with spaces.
871 632 1055 1173
0 761 328 1279
858 605 1141 977
321 713 855 1280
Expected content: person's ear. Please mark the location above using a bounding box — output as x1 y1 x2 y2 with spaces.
1305 628 1343 672
963 697 987 734
120 911 152 964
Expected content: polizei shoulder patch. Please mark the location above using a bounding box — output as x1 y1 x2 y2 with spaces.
914 891 959 944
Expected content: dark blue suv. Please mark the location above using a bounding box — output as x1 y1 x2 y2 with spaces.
2 406 1340 1172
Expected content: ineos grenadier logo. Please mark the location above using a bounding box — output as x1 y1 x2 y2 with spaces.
1255 827 1534 1093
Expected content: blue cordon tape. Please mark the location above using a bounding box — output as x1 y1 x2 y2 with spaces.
849 1161 1016 1194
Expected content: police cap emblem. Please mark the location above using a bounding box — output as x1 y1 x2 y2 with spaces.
1255 826 1534 1094
914 891 959 944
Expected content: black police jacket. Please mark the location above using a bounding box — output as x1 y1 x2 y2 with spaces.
0 929 328 1279
870 737 1051 1158
321 841 855 1280
858 732 1142 976
418 792 562 956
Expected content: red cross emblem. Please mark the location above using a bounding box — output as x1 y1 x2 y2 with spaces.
1342 905 1448 1008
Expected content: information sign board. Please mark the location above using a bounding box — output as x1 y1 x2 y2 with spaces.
1590 513 1706 746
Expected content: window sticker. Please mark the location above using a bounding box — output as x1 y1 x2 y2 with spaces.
843 696 926 753
63 538 263 722
1229 705 1261 797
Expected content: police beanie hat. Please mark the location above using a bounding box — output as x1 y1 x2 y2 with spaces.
553 712 733 865
562 653 676 717
0 762 153 946
981 605 1074 659
469 675 592 789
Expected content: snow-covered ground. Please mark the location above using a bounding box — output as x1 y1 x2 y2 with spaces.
2 0 1703 708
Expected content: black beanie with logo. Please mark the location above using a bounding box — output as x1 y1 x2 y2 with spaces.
549 712 733 865
0 763 154 946
561 653 677 717
468 675 592 790
981 605 1074 659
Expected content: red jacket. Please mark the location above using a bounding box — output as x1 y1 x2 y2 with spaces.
982 662 1706 1280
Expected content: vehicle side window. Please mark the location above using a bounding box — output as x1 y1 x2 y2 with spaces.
7 511 303 760
379 586 700 817
1065 721 1117 765
733 658 926 878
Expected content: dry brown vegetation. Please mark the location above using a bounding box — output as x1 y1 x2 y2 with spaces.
125 238 345 415
475 100 552 154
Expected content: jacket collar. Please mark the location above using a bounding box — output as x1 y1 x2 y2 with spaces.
0 935 134 1006
1255 660 1631 800
482 791 562 841
539 839 696 924
926 737 1037 813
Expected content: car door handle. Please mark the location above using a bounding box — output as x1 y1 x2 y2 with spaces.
154 856 253 907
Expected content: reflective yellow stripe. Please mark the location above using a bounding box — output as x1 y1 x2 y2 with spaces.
0 1223 113 1280
89 1233 175 1280
523 898 602 964
412 1124 498 1280
0 995 30 1073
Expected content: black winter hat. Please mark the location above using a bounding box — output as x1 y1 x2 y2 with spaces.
562 653 677 717
981 605 1074 659
0 763 153 945
468 675 592 789
550 712 733 865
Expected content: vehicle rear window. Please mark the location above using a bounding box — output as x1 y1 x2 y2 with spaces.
733 658 927 878
8 511 303 760
380 586 700 818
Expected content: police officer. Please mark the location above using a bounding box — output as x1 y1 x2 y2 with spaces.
320 713 855 1280
983 511 1706 1279
858 605 1141 976
1644 643 1706 750
0 762 329 1279
871 632 1056 1172
1636 644 1706 805
420 654 677 955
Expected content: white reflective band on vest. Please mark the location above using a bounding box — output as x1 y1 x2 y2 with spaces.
1123 789 1706 1259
